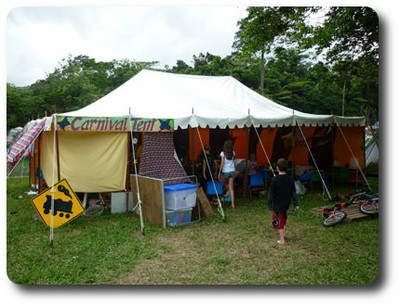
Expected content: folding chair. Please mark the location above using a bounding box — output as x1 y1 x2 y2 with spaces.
205 180 223 197
248 173 265 197
205 181 232 207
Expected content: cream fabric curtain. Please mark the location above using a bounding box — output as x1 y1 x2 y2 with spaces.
41 131 128 192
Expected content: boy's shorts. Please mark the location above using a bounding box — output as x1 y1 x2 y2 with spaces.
272 211 287 230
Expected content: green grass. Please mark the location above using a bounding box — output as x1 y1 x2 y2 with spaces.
7 157 30 178
6 177 379 285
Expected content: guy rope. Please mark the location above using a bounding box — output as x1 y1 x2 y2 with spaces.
129 108 145 235
194 122 227 222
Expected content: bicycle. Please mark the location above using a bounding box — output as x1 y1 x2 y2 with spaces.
356 193 379 216
322 202 348 227
340 191 379 216
322 190 379 227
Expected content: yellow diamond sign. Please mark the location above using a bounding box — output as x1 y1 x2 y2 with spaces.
31 179 85 228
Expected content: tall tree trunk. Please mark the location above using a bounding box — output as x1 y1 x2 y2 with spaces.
259 47 265 94
342 80 346 116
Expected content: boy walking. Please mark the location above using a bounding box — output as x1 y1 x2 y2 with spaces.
267 158 299 244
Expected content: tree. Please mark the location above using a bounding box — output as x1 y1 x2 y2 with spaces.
263 47 342 115
233 7 309 94
169 60 193 74
29 55 157 114
7 84 43 129
312 7 379 63
308 7 379 121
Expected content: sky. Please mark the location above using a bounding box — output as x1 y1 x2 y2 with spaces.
6 5 248 86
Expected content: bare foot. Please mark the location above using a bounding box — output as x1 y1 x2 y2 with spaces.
277 240 285 245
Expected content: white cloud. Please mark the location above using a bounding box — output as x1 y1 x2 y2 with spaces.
6 6 248 86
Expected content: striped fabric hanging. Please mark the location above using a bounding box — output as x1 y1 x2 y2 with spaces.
7 119 45 163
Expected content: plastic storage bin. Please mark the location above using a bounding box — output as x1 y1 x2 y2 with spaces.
164 183 197 210
165 208 192 227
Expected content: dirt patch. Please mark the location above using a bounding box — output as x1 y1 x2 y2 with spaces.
116 219 298 285
118 230 203 284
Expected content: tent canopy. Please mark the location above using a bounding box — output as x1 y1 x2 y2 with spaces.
61 69 365 129
34 70 366 193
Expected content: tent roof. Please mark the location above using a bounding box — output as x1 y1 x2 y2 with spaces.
61 69 365 129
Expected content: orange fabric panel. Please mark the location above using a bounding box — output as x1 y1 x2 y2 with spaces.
190 127 209 160
232 128 248 159
334 126 365 168
256 128 277 166
292 126 315 166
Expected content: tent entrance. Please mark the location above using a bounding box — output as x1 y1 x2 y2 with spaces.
174 124 367 195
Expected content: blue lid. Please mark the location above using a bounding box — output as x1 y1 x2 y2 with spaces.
164 183 197 191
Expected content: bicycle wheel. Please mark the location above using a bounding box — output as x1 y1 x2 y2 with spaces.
323 211 347 227
359 200 379 215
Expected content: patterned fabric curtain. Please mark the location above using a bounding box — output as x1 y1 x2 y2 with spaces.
139 132 189 185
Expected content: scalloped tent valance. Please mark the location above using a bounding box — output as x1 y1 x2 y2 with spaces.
60 69 365 129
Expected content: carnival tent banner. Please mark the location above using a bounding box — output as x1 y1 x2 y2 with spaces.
56 116 174 132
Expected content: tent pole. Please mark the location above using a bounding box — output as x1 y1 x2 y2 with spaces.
50 114 58 247
362 126 367 176
195 125 226 222
242 126 250 197
38 133 44 192
55 123 61 182
33 135 42 193
331 124 336 190
125 132 130 187
291 125 295 179
190 126 195 175
128 110 145 235
249 118 275 177
297 121 332 200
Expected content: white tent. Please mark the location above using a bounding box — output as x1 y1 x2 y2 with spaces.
61 69 364 128
365 122 379 166
34 69 366 193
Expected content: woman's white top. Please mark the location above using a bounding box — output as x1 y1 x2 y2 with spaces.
220 151 235 173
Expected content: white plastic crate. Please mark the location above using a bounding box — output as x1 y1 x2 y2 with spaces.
163 183 197 211
111 192 133 213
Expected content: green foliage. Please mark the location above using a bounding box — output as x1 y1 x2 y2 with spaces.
233 7 307 56
6 7 379 128
7 55 158 129
312 7 379 63
303 7 379 121
7 84 43 129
